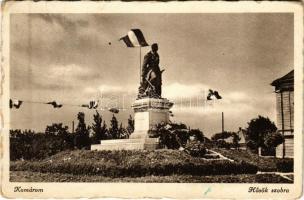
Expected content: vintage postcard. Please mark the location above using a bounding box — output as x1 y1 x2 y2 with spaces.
1 1 303 199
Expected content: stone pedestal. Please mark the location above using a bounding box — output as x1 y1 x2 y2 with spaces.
130 98 173 139
91 98 173 151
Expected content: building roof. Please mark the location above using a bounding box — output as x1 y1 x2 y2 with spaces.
271 70 294 91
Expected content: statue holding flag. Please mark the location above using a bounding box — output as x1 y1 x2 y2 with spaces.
138 43 164 99
91 29 173 150
118 29 163 99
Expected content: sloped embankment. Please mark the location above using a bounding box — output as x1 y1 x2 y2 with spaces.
214 148 293 172
10 150 257 177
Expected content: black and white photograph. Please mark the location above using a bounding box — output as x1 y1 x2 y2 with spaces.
1 1 303 199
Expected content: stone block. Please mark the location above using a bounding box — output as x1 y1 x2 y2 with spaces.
91 138 159 151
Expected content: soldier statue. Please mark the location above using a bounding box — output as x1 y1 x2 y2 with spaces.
138 43 164 99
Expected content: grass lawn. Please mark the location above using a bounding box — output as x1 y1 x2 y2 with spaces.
10 149 293 183
10 149 257 177
10 171 292 183
213 148 293 172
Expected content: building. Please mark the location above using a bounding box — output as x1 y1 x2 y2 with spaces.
237 127 247 149
271 70 294 158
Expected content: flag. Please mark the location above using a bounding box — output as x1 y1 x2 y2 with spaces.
82 100 98 109
213 91 222 99
46 101 62 108
109 107 119 114
119 29 149 47
10 99 23 109
207 89 222 100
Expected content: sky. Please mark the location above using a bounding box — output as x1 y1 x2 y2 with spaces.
10 13 294 138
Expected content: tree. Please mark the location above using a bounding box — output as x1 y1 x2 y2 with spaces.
245 115 277 153
45 123 73 148
74 112 90 149
45 123 69 136
211 131 233 141
102 121 107 138
264 132 284 148
10 128 73 160
91 111 107 144
118 123 128 139
189 129 204 142
108 114 119 139
126 115 135 135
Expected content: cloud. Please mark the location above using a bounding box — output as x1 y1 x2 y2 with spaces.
162 83 253 111
163 82 209 99
48 64 93 78
35 14 89 32
172 99 253 115
98 85 126 93
83 84 137 100
170 90 255 115
10 14 110 72
29 64 96 90
225 91 249 102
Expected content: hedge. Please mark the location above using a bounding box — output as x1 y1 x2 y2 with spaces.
276 159 293 172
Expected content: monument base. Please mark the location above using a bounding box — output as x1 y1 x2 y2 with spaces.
130 98 173 139
91 97 173 151
91 138 159 151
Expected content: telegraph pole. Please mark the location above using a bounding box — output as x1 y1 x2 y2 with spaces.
222 112 224 133
72 121 75 133
139 46 142 83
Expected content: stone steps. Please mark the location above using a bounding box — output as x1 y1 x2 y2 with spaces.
91 138 159 151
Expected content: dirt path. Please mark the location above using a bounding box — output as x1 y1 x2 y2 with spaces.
207 149 235 162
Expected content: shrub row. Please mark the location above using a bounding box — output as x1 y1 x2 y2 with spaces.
10 131 75 161
10 150 257 177
276 159 293 172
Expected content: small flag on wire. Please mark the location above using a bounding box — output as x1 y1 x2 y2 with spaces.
207 89 222 100
119 29 149 47
108 107 119 114
82 100 99 109
46 101 63 108
10 99 23 109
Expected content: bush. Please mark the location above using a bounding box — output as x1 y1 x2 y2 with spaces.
260 146 276 157
149 123 185 149
214 139 231 149
264 132 284 148
211 131 240 149
10 150 258 177
211 131 233 141
246 140 258 153
149 122 204 150
10 129 75 161
184 139 206 157
188 129 205 142
276 159 293 172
